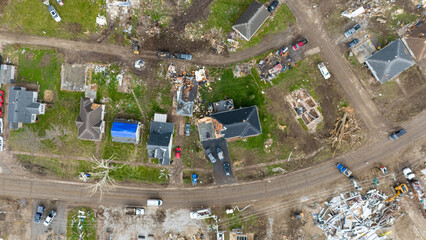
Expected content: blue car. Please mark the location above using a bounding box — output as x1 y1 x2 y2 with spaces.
268 1 279 12
34 205 45 223
389 129 406 141
348 38 359 48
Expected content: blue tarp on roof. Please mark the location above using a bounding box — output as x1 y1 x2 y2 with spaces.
111 121 138 138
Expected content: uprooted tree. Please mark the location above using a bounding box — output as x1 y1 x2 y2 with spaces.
86 156 124 200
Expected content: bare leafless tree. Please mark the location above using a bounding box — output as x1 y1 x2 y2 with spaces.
86 156 123 200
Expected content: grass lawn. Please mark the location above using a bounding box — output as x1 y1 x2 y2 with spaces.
238 4 296 49
15 154 169 183
67 207 97 240
1 0 104 38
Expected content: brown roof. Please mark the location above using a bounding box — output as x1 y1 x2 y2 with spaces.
403 22 426 61
76 97 105 141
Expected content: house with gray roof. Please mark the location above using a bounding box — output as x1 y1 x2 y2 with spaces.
176 77 198 116
7 86 45 129
0 64 16 87
365 39 415 84
147 113 174 165
197 106 262 142
76 97 105 141
232 1 270 41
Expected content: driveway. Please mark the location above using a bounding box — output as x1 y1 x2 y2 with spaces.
201 138 235 185
31 200 67 240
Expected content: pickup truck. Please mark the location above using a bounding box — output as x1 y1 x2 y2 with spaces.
125 207 145 215
344 24 361 38
337 163 352 177
157 51 172 59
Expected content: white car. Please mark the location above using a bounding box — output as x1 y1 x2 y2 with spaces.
0 136 3 152
318 62 331 79
43 210 56 226
0 118 3 133
48 6 61 22
403 168 415 181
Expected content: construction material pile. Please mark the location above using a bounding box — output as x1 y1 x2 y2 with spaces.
314 190 399 240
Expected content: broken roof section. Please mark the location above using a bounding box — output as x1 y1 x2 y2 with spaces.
365 39 415 84
60 64 86 91
210 106 262 140
232 1 270 41
401 21 426 62
176 77 198 116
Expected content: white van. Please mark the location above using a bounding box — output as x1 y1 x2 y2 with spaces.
147 199 163 207
317 62 331 79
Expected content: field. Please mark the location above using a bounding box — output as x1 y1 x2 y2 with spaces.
1 0 104 39
199 54 346 168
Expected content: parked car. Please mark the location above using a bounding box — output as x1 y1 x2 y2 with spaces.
389 129 406 140
157 51 172 59
344 24 361 38
205 148 216 163
43 210 56 226
34 205 45 223
0 118 3 134
48 6 61 22
268 1 279 12
138 235 146 240
0 90 4 103
125 206 145 215
185 123 191 136
57 0 64 6
223 162 231 176
216 147 224 161
174 53 192 61
146 199 163 206
317 62 331 79
403 168 415 181
175 147 181 159
0 136 3 152
292 39 308 51
347 38 359 48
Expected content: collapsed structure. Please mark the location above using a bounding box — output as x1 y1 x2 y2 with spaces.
314 190 399 240
286 88 322 131
176 76 199 116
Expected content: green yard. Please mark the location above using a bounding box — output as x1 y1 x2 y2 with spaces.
1 0 104 38
67 207 97 240
6 46 172 165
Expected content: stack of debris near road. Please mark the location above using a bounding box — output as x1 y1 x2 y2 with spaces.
314 190 401 240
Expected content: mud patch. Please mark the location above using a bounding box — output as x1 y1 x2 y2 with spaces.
172 0 213 30
44 89 54 103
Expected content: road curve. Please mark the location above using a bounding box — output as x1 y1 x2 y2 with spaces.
1 110 425 207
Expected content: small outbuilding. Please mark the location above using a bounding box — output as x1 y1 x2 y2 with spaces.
111 119 141 144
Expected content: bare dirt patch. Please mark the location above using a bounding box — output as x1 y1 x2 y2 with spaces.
44 89 54 103
0 197 32 239
172 0 214 30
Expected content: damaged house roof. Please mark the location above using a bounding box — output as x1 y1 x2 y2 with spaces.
0 64 15 86
76 97 105 141
365 39 415 84
232 1 270 41
210 106 262 139
401 21 426 64
147 120 174 165
176 78 198 116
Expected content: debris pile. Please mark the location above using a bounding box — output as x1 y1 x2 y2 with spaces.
257 47 293 83
340 0 395 21
233 60 255 77
329 107 362 153
314 190 399 240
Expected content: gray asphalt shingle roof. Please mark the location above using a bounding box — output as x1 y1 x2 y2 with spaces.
0 64 15 85
75 97 105 141
147 121 174 165
210 106 262 139
365 39 415 84
232 1 270 41
7 86 44 129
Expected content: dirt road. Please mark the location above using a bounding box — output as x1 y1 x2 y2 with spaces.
1 110 425 207
283 0 390 135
